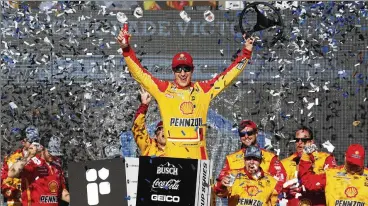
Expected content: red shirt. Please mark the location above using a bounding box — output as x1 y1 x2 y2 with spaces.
20 155 66 206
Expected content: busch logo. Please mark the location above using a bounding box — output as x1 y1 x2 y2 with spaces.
151 194 180 203
152 178 181 190
157 162 178 175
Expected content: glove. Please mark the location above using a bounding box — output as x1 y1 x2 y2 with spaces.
322 140 335 153
282 178 303 198
303 144 318 154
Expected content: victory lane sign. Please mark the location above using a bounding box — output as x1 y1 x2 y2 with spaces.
136 156 212 206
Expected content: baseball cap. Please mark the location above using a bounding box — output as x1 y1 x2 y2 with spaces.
172 52 194 69
155 121 163 132
346 144 365 167
238 120 258 133
47 135 63 156
245 145 262 160
25 126 40 143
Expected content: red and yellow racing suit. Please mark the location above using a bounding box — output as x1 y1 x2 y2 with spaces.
214 167 279 206
123 46 252 159
1 149 24 206
132 103 165 157
282 152 336 206
217 148 286 184
299 153 368 206
216 148 286 204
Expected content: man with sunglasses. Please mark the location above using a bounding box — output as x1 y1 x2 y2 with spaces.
118 28 254 159
1 126 40 206
298 144 368 206
281 126 336 206
214 146 281 206
216 120 286 203
132 86 165 157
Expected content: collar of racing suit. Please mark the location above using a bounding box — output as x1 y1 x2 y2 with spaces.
291 153 301 165
173 80 194 89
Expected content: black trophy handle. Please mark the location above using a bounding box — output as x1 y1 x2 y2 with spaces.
239 2 284 41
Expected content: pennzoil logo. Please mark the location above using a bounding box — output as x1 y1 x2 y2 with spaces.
170 118 202 127
244 185 261 197
344 186 358 198
48 180 59 193
180 101 194 115
298 199 312 206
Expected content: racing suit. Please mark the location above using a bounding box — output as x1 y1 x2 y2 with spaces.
132 103 165 157
20 155 66 206
1 149 24 206
216 148 286 204
214 167 279 206
299 153 368 206
123 46 252 159
281 152 336 206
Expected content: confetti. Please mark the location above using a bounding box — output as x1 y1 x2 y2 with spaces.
179 11 191 23
133 7 143 19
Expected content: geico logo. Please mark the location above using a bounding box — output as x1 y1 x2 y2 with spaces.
151 194 180 202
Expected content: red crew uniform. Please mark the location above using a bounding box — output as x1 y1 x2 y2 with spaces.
20 155 66 206
299 151 368 206
281 152 336 206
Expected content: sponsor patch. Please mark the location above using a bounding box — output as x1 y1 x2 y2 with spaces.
40 195 58 203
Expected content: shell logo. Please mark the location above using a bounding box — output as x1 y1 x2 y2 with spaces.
48 180 59 194
180 101 194 115
298 199 312 206
245 185 260 197
344 186 358 198
178 53 187 60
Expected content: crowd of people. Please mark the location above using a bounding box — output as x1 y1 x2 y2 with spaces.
0 16 367 206
1 127 70 206
120 26 368 206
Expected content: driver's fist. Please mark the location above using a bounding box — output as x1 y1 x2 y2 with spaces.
117 24 131 49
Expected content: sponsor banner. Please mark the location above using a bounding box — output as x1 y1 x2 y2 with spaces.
125 157 140 206
136 156 212 206
194 160 213 206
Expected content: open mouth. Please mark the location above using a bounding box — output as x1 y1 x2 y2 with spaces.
243 137 253 144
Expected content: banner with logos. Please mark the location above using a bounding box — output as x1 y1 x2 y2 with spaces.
135 156 212 206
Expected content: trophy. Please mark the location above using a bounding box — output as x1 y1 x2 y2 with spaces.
238 2 284 47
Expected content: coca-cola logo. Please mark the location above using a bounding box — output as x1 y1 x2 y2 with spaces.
157 162 179 175
152 178 181 190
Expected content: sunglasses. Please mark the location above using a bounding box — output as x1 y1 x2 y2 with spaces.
239 130 256 137
293 137 313 143
173 66 193 73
